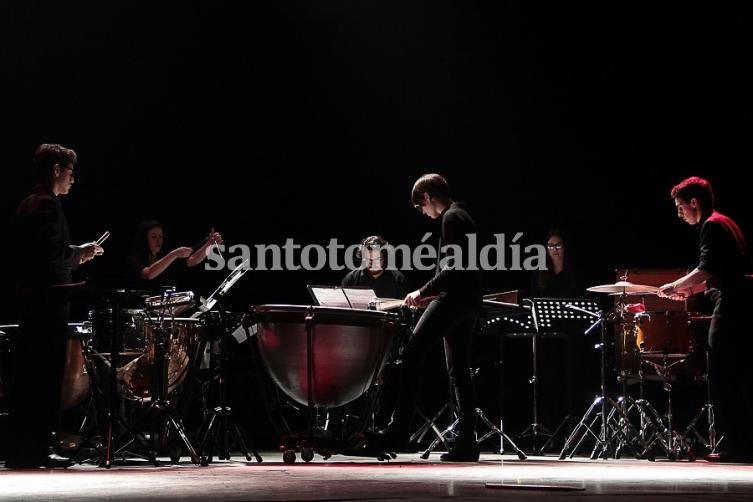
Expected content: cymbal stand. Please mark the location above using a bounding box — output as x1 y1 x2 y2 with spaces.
558 304 647 459
196 305 262 464
681 350 719 453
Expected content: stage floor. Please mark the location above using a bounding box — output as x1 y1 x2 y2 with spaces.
2 452 753 501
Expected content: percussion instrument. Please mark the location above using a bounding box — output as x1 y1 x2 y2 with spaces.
250 304 400 408
88 309 202 401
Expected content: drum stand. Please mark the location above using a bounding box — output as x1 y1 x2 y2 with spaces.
147 312 201 464
417 405 527 460
681 350 719 453
196 307 262 464
632 354 694 460
68 292 155 468
558 306 647 460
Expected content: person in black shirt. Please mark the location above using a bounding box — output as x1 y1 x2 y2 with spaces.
529 228 584 299
528 228 589 434
657 176 752 463
5 144 103 469
341 235 409 300
126 220 222 289
368 173 483 462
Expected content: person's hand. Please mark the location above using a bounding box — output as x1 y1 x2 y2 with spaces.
404 290 423 307
79 242 104 264
171 246 193 259
207 228 223 246
657 282 686 301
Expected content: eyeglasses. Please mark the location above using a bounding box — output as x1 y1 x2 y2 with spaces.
546 243 564 250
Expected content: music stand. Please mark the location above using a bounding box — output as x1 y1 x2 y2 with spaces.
512 298 599 454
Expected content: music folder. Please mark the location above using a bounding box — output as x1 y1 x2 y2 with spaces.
306 285 377 310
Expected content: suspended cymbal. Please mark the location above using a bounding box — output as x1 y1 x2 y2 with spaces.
607 290 658 296
587 281 659 294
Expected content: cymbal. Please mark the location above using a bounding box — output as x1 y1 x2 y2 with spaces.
587 281 659 294
607 290 657 296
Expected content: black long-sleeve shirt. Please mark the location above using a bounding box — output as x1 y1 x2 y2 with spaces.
419 201 482 303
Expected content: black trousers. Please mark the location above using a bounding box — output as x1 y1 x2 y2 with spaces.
6 300 68 463
707 292 753 455
387 296 480 437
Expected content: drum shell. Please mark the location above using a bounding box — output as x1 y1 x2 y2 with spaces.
614 311 706 381
60 323 91 411
251 304 398 408
88 309 201 401
88 308 148 355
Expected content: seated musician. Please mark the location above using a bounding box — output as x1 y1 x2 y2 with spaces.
341 235 410 301
527 227 592 434
127 220 223 289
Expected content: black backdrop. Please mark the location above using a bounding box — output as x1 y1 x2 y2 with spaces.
1 3 751 446
2 3 751 319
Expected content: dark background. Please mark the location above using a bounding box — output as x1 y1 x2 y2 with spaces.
1 2 751 449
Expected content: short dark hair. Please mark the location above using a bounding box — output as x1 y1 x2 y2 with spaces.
356 235 390 264
33 143 77 181
670 176 714 212
411 173 450 206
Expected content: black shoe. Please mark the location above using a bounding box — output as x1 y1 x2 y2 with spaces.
440 437 480 462
364 426 414 453
705 451 753 463
4 453 70 469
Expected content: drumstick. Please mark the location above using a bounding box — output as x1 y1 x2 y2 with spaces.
95 231 110 246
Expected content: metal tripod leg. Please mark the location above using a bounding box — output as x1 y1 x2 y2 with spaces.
198 405 262 464
475 408 527 460
419 408 527 460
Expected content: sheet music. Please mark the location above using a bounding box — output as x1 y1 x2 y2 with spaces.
342 288 378 310
309 286 352 308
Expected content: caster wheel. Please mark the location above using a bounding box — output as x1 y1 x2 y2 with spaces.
301 447 314 463
282 450 296 464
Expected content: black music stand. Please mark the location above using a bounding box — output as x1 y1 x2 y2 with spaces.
195 305 262 464
515 298 600 455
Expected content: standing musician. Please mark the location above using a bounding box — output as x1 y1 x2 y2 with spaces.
5 144 103 469
367 173 483 462
657 176 753 463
